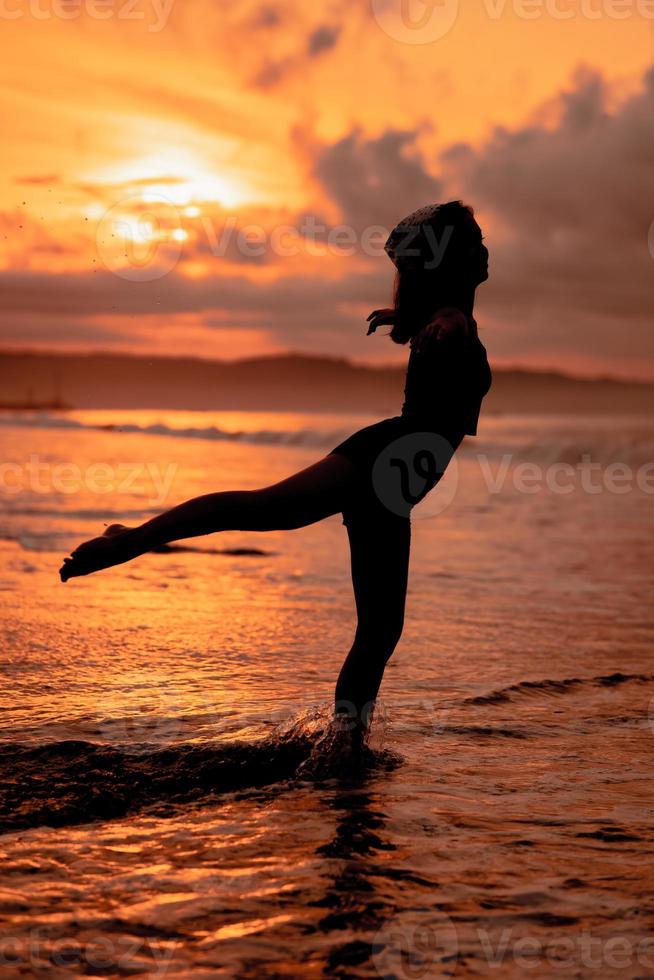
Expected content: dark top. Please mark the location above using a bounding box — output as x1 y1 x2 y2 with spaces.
401 312 492 436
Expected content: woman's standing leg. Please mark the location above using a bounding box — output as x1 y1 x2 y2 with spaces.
334 515 411 730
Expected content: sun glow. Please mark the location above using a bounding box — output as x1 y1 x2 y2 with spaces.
88 148 250 211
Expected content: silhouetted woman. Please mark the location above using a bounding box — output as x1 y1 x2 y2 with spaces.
60 201 491 742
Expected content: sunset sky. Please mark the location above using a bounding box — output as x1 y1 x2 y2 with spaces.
1 0 653 378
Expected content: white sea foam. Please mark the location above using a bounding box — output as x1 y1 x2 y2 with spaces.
0 410 652 465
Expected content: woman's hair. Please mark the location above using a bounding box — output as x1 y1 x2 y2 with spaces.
387 200 475 345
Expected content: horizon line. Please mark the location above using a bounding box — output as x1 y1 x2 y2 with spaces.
0 345 652 387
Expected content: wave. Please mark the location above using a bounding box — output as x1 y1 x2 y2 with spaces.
1 412 653 465
0 412 350 450
0 709 399 833
0 505 162 520
465 672 653 706
439 724 530 739
478 435 654 467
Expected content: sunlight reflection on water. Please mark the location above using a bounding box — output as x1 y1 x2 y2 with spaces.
0 412 652 976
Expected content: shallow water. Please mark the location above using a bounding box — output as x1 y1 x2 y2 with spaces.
0 411 653 977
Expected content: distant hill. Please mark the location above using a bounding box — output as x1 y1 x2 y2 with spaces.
0 349 652 415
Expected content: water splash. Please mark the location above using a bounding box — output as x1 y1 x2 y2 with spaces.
0 705 400 832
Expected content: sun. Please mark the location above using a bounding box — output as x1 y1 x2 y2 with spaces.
140 171 245 209
88 147 250 211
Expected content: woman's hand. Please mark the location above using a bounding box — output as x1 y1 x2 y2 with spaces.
413 308 475 352
366 308 397 335
59 523 136 582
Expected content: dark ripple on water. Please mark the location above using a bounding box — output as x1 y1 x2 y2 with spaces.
0 716 402 834
465 671 653 705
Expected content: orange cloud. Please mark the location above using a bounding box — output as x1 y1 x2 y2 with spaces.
0 1 652 377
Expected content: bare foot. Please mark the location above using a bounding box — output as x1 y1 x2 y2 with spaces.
295 714 365 780
59 524 137 582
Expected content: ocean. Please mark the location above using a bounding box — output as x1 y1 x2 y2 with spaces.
0 409 653 978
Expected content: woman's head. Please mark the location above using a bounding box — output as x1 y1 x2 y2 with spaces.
384 201 488 344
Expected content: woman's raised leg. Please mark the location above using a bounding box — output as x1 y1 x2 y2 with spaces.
60 454 355 581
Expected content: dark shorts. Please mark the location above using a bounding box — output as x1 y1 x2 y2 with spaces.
330 417 464 527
